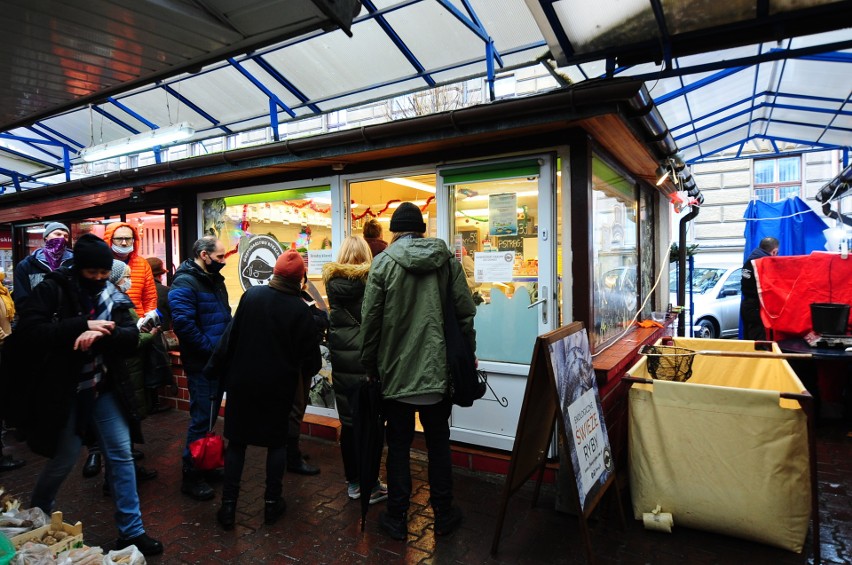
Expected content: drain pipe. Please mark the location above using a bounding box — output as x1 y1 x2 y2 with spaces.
677 203 701 337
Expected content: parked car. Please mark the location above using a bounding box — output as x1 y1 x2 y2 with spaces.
669 263 742 338
602 265 637 312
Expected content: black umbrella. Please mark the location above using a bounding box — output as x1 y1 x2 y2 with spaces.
353 377 385 531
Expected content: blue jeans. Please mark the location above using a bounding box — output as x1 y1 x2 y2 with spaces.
31 392 144 539
184 371 218 469
383 398 453 518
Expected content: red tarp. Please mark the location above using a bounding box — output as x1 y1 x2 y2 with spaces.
755 252 852 339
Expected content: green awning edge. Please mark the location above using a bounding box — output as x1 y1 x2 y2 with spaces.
441 159 540 185
220 185 331 206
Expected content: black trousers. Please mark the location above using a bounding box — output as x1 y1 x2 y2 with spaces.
383 398 452 518
222 441 287 502
741 297 766 340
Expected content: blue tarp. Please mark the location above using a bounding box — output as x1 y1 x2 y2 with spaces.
742 196 830 262
739 196 829 338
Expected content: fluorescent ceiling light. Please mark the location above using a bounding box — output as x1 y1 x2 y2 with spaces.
456 207 523 216
79 121 195 162
655 165 671 186
386 177 436 193
387 199 427 208
461 190 539 202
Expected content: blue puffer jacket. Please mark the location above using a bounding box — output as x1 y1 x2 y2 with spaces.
168 259 232 373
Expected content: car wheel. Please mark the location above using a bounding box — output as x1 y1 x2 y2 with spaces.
695 318 717 339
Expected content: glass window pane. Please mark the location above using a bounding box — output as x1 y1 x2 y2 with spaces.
591 156 638 349
203 188 333 305
779 185 800 200
451 173 540 364
754 187 775 202
203 188 335 410
777 157 800 182
754 160 774 184
639 186 654 319
349 174 437 241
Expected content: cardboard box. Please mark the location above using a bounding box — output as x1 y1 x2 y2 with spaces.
11 511 83 556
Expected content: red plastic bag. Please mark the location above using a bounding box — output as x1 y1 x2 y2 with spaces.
189 432 224 471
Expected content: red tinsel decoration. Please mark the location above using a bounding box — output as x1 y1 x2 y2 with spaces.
352 208 375 221
240 204 250 232
376 199 401 216
282 200 311 209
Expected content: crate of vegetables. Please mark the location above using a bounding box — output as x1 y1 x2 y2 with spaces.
11 511 83 556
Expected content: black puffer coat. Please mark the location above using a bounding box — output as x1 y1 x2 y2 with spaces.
205 284 322 447
321 262 370 427
14 268 142 457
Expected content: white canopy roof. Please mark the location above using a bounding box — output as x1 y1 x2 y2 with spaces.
0 0 849 192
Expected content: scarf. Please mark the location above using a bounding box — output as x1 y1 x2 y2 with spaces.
78 286 115 392
43 238 68 271
268 275 301 296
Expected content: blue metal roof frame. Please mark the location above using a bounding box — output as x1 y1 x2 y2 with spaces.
0 0 850 194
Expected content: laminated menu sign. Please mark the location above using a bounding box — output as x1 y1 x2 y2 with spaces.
488 193 518 236
474 251 514 282
566 388 607 498
307 249 333 276
548 328 613 511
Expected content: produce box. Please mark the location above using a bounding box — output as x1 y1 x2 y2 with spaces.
10 511 83 556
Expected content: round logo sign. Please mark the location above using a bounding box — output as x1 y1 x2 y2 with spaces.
238 234 283 290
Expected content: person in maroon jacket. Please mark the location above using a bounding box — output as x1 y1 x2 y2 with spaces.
363 219 388 258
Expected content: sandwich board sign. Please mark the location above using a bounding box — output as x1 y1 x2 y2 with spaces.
491 322 622 563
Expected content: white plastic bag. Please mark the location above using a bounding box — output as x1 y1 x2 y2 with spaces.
55 546 103 565
102 546 145 565
0 507 49 539
12 541 55 565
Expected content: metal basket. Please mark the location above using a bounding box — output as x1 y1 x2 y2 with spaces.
641 345 695 382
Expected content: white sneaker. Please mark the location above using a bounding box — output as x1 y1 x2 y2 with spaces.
347 482 360 500
369 480 388 505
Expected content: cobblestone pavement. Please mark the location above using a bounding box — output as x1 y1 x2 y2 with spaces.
1 410 849 564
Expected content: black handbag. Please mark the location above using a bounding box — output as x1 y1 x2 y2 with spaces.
143 331 176 389
441 262 486 407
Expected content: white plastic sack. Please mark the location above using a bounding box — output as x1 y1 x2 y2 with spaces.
0 508 49 539
102 546 145 565
55 546 103 565
12 541 55 565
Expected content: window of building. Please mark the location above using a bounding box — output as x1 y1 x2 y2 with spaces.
591 155 639 349
753 156 801 202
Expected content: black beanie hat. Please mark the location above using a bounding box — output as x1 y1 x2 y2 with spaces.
73 234 113 270
389 202 426 233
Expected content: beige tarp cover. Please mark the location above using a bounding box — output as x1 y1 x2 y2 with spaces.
627 338 811 553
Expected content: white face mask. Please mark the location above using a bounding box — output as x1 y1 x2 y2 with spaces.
119 279 132 293
112 243 134 256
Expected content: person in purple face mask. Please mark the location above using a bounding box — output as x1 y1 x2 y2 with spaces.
12 222 74 309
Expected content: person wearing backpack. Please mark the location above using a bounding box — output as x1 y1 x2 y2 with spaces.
360 203 476 540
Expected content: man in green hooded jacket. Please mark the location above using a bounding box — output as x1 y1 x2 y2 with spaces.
361 202 476 541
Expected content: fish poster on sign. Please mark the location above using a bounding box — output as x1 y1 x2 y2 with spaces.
547 328 613 511
238 234 283 291
488 193 518 236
